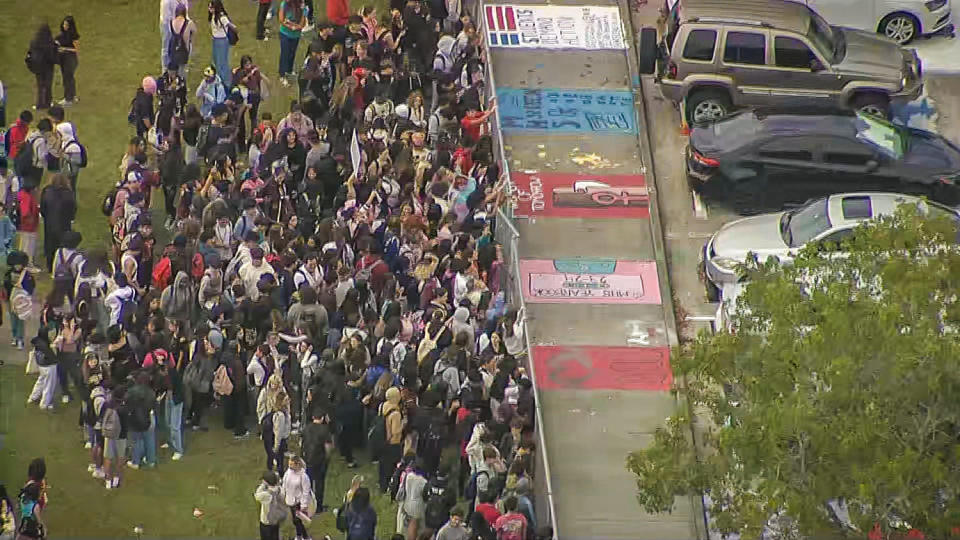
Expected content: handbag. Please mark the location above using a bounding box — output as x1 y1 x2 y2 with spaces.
25 349 38 375
226 25 239 46
11 270 33 320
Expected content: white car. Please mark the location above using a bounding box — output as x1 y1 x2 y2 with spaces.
700 192 958 297
799 0 953 43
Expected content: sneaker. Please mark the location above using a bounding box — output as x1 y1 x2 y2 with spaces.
280 78 290 88
144 462 156 469
11 339 18 346
26 397 37 405
112 477 120 488
41 404 54 411
92 468 106 479
303 22 315 32
160 443 170 449
233 431 250 440
84 442 92 449
17 341 25 350
266 11 274 20
127 462 140 470
87 464 96 473
104 479 113 490
62 395 71 404
346 461 357 469
58 99 74 107
171 452 183 461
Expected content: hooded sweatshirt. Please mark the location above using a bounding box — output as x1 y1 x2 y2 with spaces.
382 386 405 445
161 271 194 322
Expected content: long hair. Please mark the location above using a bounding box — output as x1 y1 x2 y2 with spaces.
60 15 80 41
208 0 229 23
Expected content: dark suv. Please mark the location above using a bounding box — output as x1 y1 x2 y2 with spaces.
637 0 924 125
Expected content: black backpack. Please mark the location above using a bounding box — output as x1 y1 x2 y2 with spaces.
419 413 447 457
367 407 398 459
167 20 190 69
53 250 80 290
422 479 452 529
13 136 36 178
66 140 88 168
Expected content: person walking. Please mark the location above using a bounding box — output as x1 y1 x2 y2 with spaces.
39 174 76 273
254 470 286 540
55 16 80 106
281 455 313 540
301 409 334 512
378 386 405 493
168 4 197 77
277 0 307 87
208 0 236 87
343 487 377 540
160 0 189 72
27 24 58 111
256 0 272 41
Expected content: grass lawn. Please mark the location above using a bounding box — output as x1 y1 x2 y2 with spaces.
0 0 397 537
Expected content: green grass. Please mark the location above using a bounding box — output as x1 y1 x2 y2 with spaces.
0 0 396 537
1 369 397 538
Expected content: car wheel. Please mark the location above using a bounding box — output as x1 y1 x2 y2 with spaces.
638 27 658 75
686 90 732 125
851 93 891 119
880 12 919 44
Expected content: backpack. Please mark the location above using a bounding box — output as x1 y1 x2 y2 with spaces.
24 49 37 74
129 395 151 432
65 140 88 168
190 252 205 279
367 407 398 458
264 488 288 525
127 97 137 126
17 491 43 539
355 258 385 283
213 364 234 396
118 296 138 328
419 413 447 457
388 464 408 502
196 123 210 157
152 256 172 290
100 401 122 439
167 20 190 69
102 186 121 216
13 135 36 178
423 480 452 529
53 250 80 290
463 469 488 501
416 325 441 364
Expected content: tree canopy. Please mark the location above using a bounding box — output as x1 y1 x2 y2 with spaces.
627 205 960 539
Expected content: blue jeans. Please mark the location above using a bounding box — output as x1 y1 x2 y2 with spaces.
212 37 231 87
160 22 172 72
9 308 23 342
165 398 184 454
130 413 157 466
278 34 299 77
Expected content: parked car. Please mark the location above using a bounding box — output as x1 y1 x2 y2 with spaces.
638 0 924 125
700 191 959 298
798 0 953 44
685 110 960 214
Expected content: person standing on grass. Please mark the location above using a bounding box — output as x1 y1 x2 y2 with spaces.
278 0 307 87
301 409 334 512
255 470 286 540
232 55 267 134
281 454 313 540
55 16 80 106
52 119 83 198
101 384 129 489
263 389 292 473
208 0 236 87
17 118 53 190
6 110 32 160
39 174 76 273
343 486 377 540
27 327 58 411
160 0 190 72
17 183 40 265
27 24 58 111
256 0 273 41
133 77 157 138
127 370 159 469
157 351 185 460
168 4 197 78
195 66 226 119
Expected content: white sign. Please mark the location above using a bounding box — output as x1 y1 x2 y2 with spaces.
350 129 362 177
484 4 626 50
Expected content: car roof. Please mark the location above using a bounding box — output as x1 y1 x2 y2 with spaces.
692 111 861 152
826 192 928 229
678 0 812 34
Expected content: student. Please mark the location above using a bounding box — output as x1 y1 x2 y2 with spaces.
28 24 58 111
301 409 334 511
493 496 528 540
254 470 287 540
55 16 80 106
101 383 128 489
281 454 313 540
435 506 470 540
0 203 16 267
26 327 58 410
343 486 377 540
4 251 34 349
262 391 291 473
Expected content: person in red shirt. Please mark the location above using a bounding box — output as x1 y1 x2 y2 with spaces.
353 235 389 294
17 184 40 265
460 99 497 145
475 491 501 526
327 0 350 26
494 496 528 540
6 110 32 159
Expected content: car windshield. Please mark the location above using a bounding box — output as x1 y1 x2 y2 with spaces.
806 10 839 63
781 197 831 247
855 113 906 159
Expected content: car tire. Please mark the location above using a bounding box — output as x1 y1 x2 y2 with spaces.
686 89 732 125
879 12 920 45
638 27 658 75
850 93 891 119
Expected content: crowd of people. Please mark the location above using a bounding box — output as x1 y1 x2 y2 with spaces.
3 1 555 540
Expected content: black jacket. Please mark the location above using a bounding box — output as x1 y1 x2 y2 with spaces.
301 422 332 467
40 185 76 234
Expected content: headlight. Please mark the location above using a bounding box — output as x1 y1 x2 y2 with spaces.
711 257 740 272
901 76 908 90
926 0 947 11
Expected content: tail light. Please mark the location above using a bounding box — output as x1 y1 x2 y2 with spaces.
667 61 678 79
691 148 720 167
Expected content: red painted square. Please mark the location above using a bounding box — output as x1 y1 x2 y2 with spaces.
511 172 649 219
532 346 672 391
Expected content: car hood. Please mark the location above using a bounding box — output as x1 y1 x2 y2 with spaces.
832 28 904 82
711 212 791 261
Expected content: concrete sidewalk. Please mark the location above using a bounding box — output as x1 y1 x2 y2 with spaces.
484 0 698 537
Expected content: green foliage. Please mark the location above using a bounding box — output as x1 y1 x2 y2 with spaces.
628 206 960 539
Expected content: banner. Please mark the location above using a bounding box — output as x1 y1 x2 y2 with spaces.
496 88 637 134
511 172 649 219
519 258 661 304
484 4 626 50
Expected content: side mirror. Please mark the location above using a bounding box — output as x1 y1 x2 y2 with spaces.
810 59 825 72
865 159 879 172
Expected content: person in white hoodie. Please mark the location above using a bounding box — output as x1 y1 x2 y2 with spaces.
238 247 275 301
281 454 313 540
104 274 136 326
254 470 286 540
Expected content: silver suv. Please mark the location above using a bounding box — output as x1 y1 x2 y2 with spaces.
638 0 924 125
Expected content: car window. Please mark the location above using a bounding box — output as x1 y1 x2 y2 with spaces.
758 138 813 161
723 31 766 65
840 196 872 220
781 197 830 247
774 36 816 69
683 29 717 61
820 137 874 166
855 113 905 159
818 228 855 247
824 152 871 166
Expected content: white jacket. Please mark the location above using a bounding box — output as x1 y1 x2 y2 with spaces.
281 467 312 507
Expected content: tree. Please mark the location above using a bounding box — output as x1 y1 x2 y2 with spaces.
628 205 960 539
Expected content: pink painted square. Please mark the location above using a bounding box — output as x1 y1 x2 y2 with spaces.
519 259 661 304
